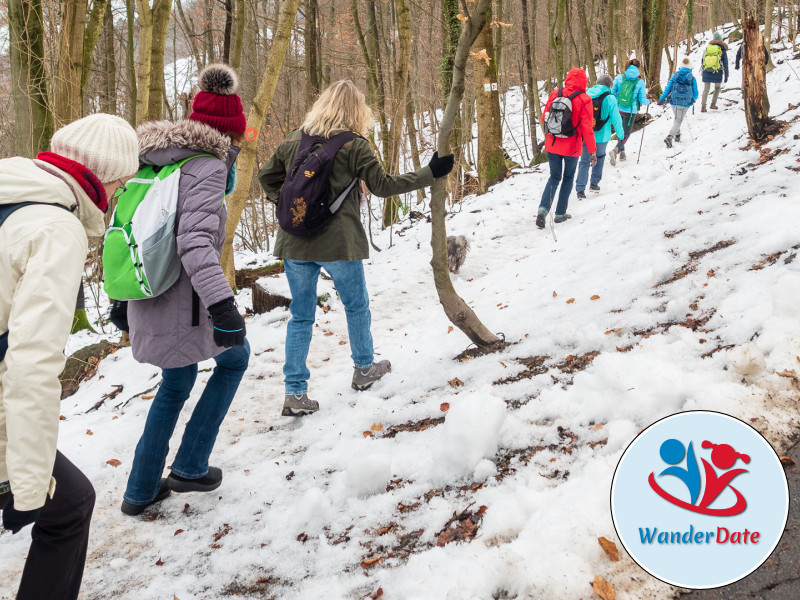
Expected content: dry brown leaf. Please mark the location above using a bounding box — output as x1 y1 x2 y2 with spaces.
339 340 347 345
324 331 334 337
456 12 468 21
552 290 558 298
440 402 450 412
447 326 454 333
174 529 184 536
566 298 575 304
470 48 490 65
86 429 93 436
322 306 330 313
777 369 799 379
155 557 164 566
590 295 601 300
371 423 384 432
448 377 464 387
604 329 622 335
370 588 384 600
360 556 384 569
363 430 374 438
598 537 620 561
142 395 155 400
592 575 616 600
106 459 121 467
490 20 512 27
780 456 795 466
707 269 715 277
590 423 605 431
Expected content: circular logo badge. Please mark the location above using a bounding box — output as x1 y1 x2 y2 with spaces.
611 411 789 589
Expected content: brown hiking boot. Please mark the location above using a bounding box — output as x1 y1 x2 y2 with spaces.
701 106 708 113
710 104 719 110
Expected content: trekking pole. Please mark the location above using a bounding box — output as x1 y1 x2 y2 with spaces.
636 104 651 165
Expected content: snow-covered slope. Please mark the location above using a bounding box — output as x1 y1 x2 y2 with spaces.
3 31 800 600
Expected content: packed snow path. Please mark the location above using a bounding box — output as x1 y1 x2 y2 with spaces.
4 36 800 600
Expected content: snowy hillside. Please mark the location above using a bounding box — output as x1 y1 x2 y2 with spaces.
3 30 800 600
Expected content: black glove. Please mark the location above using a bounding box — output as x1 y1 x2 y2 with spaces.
428 151 455 178
109 300 129 332
208 298 246 348
2 497 41 534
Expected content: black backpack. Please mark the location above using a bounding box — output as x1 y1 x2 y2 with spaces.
592 91 612 132
277 131 361 237
544 89 582 139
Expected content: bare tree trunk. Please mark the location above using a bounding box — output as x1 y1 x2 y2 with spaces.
231 0 246 70
203 0 215 64
764 0 777 70
743 13 773 141
176 0 204 71
530 0 545 135
381 0 411 227
520 0 540 154
550 0 567 86
136 0 154 124
54 0 88 126
607 0 616 74
431 0 500 347
125 0 137 125
81 0 110 92
473 8 508 194
100 1 117 114
147 0 173 122
304 0 320 110
221 0 302 285
8 0 54 155
577 0 597 84
222 0 233 63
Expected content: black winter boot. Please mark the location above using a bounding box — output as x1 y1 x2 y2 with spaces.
167 467 223 493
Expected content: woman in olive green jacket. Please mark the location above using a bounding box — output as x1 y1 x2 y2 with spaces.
259 80 453 416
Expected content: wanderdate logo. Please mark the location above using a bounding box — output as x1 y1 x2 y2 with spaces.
611 411 788 589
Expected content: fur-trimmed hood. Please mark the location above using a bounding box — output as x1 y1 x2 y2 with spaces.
709 39 729 51
137 119 231 163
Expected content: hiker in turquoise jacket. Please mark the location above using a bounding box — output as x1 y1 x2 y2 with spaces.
575 74 624 198
609 60 651 162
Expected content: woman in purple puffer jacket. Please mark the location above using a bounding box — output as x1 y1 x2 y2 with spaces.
113 65 250 516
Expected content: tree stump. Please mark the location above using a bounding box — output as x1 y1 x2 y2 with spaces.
59 340 118 399
251 280 292 314
743 14 773 142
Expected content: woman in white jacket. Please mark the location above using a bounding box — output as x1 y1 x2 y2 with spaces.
0 114 138 600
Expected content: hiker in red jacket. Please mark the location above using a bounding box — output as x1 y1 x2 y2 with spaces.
537 68 597 228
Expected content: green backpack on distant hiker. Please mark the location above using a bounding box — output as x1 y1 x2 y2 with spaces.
618 79 638 110
102 154 213 300
703 44 723 72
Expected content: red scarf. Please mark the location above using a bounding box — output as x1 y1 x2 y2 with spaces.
36 151 108 213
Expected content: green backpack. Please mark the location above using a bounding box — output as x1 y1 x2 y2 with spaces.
618 79 637 110
703 44 723 71
103 155 213 300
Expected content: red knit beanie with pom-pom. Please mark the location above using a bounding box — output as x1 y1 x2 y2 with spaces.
189 64 246 135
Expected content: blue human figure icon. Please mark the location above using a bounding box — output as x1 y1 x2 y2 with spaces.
658 438 701 505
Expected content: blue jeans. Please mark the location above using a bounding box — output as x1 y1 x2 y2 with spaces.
283 259 373 394
123 341 250 505
576 141 608 192
615 110 635 152
538 153 579 216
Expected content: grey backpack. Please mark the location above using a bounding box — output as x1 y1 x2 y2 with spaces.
545 89 582 139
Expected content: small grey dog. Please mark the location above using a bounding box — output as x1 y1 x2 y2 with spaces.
447 235 471 274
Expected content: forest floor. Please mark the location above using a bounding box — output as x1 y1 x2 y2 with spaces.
4 29 800 600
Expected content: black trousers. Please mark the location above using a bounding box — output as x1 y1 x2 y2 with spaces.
1 451 95 600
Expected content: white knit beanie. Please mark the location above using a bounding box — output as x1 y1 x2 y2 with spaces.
681 56 692 68
50 114 139 183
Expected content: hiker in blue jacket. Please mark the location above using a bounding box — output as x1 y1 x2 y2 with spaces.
658 57 699 148
575 74 624 199
701 32 729 112
608 59 651 163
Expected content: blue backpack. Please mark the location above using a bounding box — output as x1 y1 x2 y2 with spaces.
670 71 694 106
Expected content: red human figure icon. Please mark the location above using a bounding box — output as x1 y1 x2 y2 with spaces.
698 441 750 512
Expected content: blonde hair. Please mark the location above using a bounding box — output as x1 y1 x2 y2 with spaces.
301 80 374 138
